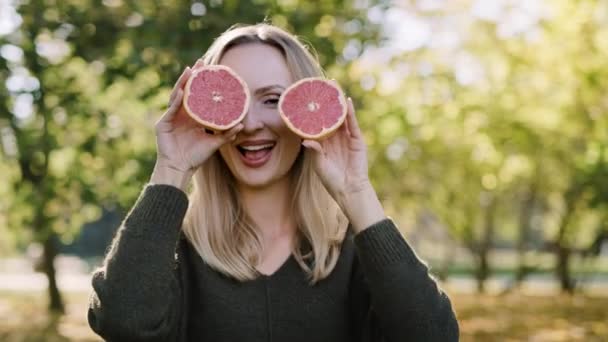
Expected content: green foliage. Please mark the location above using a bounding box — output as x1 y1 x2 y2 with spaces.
0 0 384 248
1 0 608 282
348 0 608 252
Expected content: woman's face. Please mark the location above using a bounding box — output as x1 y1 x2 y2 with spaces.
218 43 302 189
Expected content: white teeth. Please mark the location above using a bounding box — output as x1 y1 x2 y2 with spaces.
240 144 274 151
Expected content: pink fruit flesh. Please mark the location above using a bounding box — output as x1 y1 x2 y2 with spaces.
186 68 248 128
279 79 346 138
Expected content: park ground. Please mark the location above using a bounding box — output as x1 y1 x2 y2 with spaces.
1 287 607 341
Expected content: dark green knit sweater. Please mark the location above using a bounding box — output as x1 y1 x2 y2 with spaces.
87 184 459 341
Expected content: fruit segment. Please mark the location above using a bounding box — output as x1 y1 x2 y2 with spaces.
278 77 347 140
183 65 250 131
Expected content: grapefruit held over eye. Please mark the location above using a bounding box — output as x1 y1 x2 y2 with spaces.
278 77 347 140
183 65 250 131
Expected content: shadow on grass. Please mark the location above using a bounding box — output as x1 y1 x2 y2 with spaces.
0 291 100 342
453 292 608 341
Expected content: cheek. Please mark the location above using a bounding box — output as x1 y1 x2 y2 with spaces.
218 145 229 161
278 131 302 166
265 112 302 160
218 146 235 170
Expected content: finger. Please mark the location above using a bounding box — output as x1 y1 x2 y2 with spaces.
221 123 244 141
169 67 191 104
338 111 350 135
345 97 362 138
203 123 243 146
302 139 324 155
193 59 206 71
159 88 184 124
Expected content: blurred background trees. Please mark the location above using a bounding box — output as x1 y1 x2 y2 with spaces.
0 0 385 313
1 0 607 318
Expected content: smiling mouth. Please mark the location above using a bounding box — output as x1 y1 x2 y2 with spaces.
236 142 276 167
236 143 275 156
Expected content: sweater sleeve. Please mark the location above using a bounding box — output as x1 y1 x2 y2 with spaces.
87 184 189 342
351 218 459 342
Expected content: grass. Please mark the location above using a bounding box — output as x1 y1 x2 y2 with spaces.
0 291 99 342
1 290 607 341
453 293 608 341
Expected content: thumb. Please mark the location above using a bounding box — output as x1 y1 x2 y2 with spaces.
222 123 244 138
302 140 326 177
302 140 324 155
213 123 244 146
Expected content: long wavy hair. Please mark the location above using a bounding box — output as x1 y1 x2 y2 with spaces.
182 23 348 284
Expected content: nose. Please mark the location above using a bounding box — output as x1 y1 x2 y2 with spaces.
241 105 264 133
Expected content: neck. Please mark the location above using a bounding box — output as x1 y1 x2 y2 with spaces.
238 176 297 243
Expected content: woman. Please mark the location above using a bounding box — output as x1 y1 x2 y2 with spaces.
87 23 459 341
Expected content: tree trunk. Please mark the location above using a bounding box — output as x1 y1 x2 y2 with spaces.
475 252 489 293
43 233 64 314
554 190 578 294
476 195 496 293
516 185 537 284
556 244 574 293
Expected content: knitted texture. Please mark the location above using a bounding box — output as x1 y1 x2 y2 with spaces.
88 185 459 341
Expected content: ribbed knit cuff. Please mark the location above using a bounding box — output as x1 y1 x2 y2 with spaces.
123 183 189 237
354 218 426 275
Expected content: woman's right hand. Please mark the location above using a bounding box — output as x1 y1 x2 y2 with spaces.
151 61 243 190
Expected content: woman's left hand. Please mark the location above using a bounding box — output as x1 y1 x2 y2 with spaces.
302 97 385 233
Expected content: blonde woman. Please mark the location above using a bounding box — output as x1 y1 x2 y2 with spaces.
88 23 459 341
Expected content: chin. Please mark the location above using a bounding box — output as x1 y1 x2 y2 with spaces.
233 170 280 189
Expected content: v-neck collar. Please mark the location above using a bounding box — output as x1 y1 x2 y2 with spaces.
256 236 312 279
256 253 295 279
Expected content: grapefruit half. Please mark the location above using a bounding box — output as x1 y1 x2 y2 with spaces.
278 77 347 140
183 65 250 131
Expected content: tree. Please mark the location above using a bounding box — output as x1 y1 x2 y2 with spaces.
0 0 384 313
346 0 608 292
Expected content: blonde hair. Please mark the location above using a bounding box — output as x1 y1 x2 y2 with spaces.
182 23 348 284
